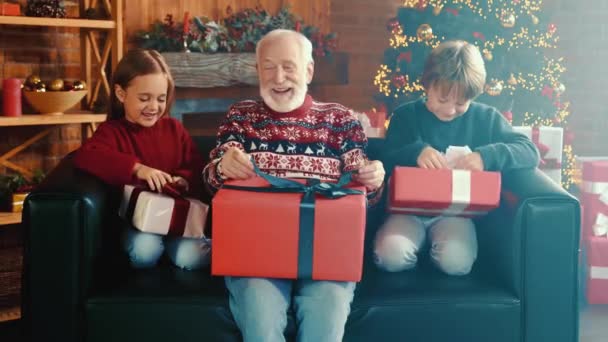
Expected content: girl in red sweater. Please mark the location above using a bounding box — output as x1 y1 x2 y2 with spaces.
73 49 208 270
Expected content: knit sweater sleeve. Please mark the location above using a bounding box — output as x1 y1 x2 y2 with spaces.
203 105 248 194
381 105 428 174
474 109 540 171
72 122 139 186
339 113 383 206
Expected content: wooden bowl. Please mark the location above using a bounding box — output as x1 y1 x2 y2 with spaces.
23 90 87 115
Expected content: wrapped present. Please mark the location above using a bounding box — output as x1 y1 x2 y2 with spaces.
574 156 608 188
354 108 386 138
580 160 608 238
212 168 366 282
365 108 387 138
118 184 209 238
11 192 28 213
513 126 563 185
388 167 501 217
586 236 608 304
1 3 21 16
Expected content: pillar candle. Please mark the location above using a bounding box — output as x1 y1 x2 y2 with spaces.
2 78 22 117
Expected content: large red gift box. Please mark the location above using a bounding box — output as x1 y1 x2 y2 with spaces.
580 161 608 238
118 185 209 238
388 167 501 216
211 177 367 282
586 236 608 304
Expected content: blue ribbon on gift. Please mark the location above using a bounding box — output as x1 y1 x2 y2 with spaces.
222 163 364 279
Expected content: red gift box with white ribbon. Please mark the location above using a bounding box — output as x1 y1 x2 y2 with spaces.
513 126 563 185
388 167 501 217
580 160 608 238
586 236 608 304
118 184 209 238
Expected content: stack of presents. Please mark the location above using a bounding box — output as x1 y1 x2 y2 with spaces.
577 158 608 305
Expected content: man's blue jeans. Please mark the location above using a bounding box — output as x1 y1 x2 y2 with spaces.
225 276 356 342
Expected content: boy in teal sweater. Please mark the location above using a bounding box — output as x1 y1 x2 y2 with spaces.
375 40 539 275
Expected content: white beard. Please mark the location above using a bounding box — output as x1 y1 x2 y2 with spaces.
261 84 308 113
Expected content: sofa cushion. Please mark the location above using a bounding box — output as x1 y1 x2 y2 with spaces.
86 255 520 342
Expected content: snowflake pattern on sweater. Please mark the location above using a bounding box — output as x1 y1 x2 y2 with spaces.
203 95 381 204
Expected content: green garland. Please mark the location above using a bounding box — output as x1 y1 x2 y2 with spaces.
136 6 337 56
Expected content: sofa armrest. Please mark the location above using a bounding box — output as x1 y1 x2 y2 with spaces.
22 154 113 342
477 168 579 342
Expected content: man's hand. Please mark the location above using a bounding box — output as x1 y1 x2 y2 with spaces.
353 160 385 191
218 147 256 180
454 152 484 171
417 146 449 169
133 163 173 192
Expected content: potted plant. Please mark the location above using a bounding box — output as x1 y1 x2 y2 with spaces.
0 171 45 212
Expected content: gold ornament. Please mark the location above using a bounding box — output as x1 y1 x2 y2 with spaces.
33 83 46 92
25 74 42 88
73 80 87 91
553 82 566 96
49 79 64 91
416 24 433 41
485 80 504 96
500 11 516 28
507 74 518 86
531 14 539 25
432 5 443 16
483 49 493 61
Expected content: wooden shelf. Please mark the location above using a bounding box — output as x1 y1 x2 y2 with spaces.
0 306 21 322
0 212 22 226
0 15 115 29
0 113 107 127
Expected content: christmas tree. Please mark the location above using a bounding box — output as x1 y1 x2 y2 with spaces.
374 0 575 189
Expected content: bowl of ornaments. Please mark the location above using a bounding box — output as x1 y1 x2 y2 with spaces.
22 75 88 115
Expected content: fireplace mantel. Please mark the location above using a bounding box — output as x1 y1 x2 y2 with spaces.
162 52 349 89
164 52 349 136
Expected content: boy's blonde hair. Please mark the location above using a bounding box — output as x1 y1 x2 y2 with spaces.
421 40 486 100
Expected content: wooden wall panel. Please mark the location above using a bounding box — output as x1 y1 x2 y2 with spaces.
124 0 330 45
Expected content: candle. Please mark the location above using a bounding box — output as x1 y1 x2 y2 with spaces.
183 11 190 35
2 78 22 117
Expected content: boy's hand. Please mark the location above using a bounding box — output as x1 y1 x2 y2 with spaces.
454 152 484 171
417 146 449 169
353 160 385 191
218 147 256 180
133 163 173 192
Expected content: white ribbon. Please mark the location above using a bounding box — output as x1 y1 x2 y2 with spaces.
590 266 608 280
582 181 608 195
444 170 471 215
593 213 608 237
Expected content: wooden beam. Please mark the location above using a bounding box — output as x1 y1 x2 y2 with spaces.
0 114 107 127
164 52 349 89
0 129 52 162
0 15 115 29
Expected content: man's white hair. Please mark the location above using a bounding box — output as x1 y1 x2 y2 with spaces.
256 29 314 64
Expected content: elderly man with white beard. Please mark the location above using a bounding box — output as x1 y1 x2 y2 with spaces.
203 29 385 342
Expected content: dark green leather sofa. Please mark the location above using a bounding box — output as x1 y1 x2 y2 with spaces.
21 136 580 342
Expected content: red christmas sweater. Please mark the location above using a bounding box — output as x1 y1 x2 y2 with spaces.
203 95 382 204
73 117 204 195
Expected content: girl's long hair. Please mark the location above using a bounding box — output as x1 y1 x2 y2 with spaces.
108 49 175 120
